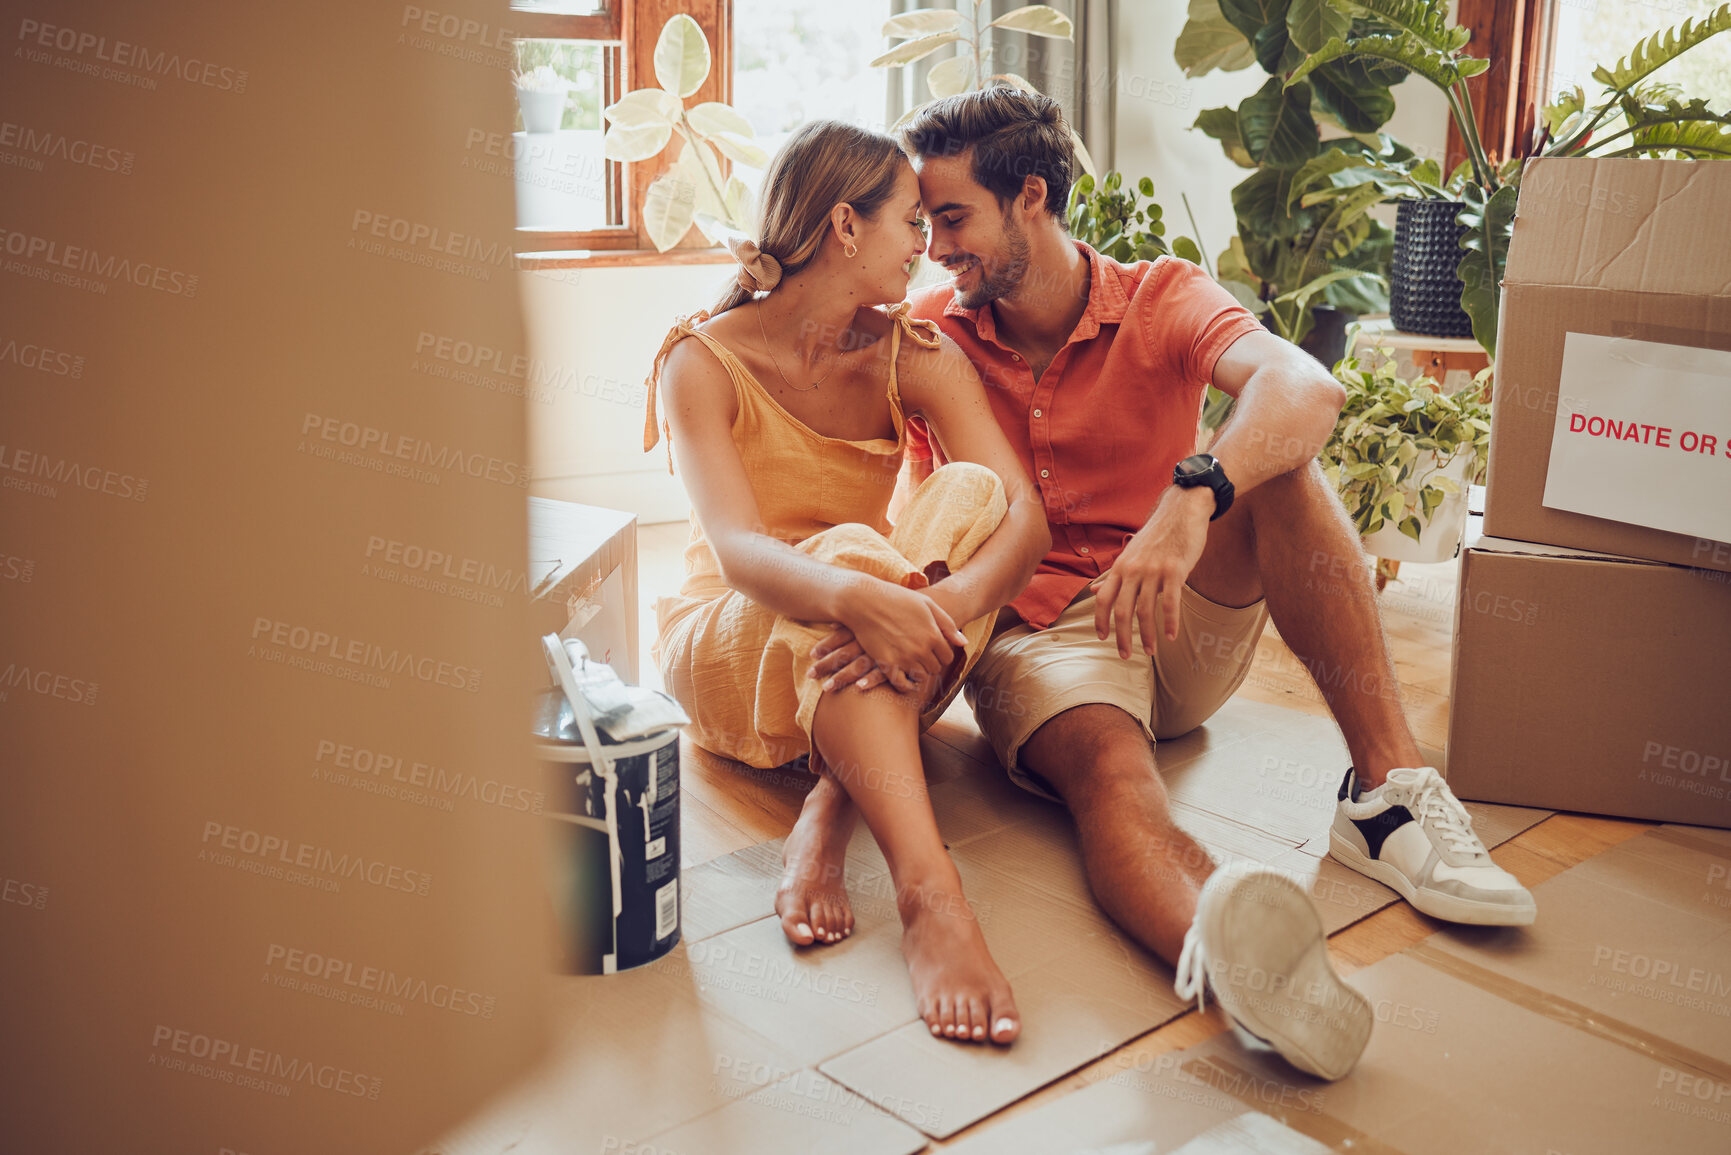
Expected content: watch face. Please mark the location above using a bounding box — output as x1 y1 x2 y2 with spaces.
1176 454 1215 479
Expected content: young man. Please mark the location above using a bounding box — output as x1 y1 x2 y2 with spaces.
810 86 1535 1080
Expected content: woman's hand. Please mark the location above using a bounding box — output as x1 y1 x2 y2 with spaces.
811 580 967 694
807 626 877 692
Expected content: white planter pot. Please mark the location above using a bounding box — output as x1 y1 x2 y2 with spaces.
1359 449 1474 565
516 87 568 134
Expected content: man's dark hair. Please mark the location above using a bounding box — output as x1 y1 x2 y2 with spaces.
898 85 1075 219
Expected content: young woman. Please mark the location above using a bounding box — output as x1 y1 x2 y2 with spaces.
643 120 1049 1046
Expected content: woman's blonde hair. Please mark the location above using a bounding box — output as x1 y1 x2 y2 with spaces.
713 120 907 315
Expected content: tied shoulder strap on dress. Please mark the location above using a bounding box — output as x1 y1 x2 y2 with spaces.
884 301 943 354
643 310 712 474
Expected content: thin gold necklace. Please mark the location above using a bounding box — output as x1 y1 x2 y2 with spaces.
756 300 837 392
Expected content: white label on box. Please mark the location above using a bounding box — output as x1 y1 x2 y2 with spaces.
645 835 666 860
1544 332 1731 546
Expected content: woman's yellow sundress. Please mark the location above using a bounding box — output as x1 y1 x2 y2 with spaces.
642 302 1007 769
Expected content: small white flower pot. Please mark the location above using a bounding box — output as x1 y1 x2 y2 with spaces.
517 87 568 134
1359 449 1474 565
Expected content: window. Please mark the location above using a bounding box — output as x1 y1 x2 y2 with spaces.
1448 0 1731 172
1546 0 1731 113
727 1 893 205
512 1 899 266
509 1 733 262
513 39 609 232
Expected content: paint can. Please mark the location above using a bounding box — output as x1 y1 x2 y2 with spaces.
535 666 681 975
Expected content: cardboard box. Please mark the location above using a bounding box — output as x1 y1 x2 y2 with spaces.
1485 156 1731 572
529 496 639 682
1446 529 1731 826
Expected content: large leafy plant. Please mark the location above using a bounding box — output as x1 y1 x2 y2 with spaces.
1176 0 1407 345
1284 0 1731 357
869 3 1097 175
600 15 769 251
1321 343 1490 541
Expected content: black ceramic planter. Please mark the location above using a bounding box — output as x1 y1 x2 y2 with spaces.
1390 199 1474 337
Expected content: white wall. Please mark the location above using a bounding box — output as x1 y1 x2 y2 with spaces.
521 262 730 523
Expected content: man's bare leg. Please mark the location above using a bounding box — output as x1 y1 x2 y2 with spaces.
1187 460 1423 787
1194 460 1536 925
806 685 1020 1044
1017 703 1208 964
776 771 857 945
1016 694 1374 1079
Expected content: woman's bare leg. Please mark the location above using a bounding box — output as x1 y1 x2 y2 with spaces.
808 684 1019 1045
775 769 858 945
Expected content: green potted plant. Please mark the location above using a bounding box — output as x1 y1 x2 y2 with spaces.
1065 172 1204 265
1321 341 1490 564
1174 0 1408 361
1285 0 1731 357
599 14 769 251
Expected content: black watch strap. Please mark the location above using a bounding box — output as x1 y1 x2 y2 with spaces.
1172 454 1235 521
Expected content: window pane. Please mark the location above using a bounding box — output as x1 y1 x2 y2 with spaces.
731 0 895 195
512 39 608 230
1549 1 1731 114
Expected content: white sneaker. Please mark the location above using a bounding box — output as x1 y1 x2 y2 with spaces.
1330 766 1537 926
1175 862 1371 1082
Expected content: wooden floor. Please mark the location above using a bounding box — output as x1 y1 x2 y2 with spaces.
632 519 1655 1149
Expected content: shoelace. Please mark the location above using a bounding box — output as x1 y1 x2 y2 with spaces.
1394 767 1484 856
1174 921 1209 1013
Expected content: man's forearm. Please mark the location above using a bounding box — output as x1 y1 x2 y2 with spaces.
1207 365 1344 497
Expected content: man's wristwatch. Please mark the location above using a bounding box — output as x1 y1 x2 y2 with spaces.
1171 453 1235 521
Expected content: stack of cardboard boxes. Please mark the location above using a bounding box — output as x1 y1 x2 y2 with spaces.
1445 157 1731 829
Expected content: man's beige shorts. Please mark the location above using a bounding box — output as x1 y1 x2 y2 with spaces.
963 584 1270 801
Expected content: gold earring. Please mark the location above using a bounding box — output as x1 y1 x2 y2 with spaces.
844 242 857 259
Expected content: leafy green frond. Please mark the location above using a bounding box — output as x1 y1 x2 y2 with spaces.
1287 33 1480 92
1624 114 1731 158
1326 0 1467 52
1284 149 1376 211
1541 85 1585 136
1455 183 1517 359
1591 3 1731 95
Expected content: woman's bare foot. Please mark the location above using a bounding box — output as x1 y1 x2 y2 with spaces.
776 773 857 946
898 876 1020 1045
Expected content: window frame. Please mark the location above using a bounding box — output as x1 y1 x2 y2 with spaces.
1445 0 1554 172
511 0 735 265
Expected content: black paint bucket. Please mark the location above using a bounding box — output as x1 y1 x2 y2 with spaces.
535 686 681 974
